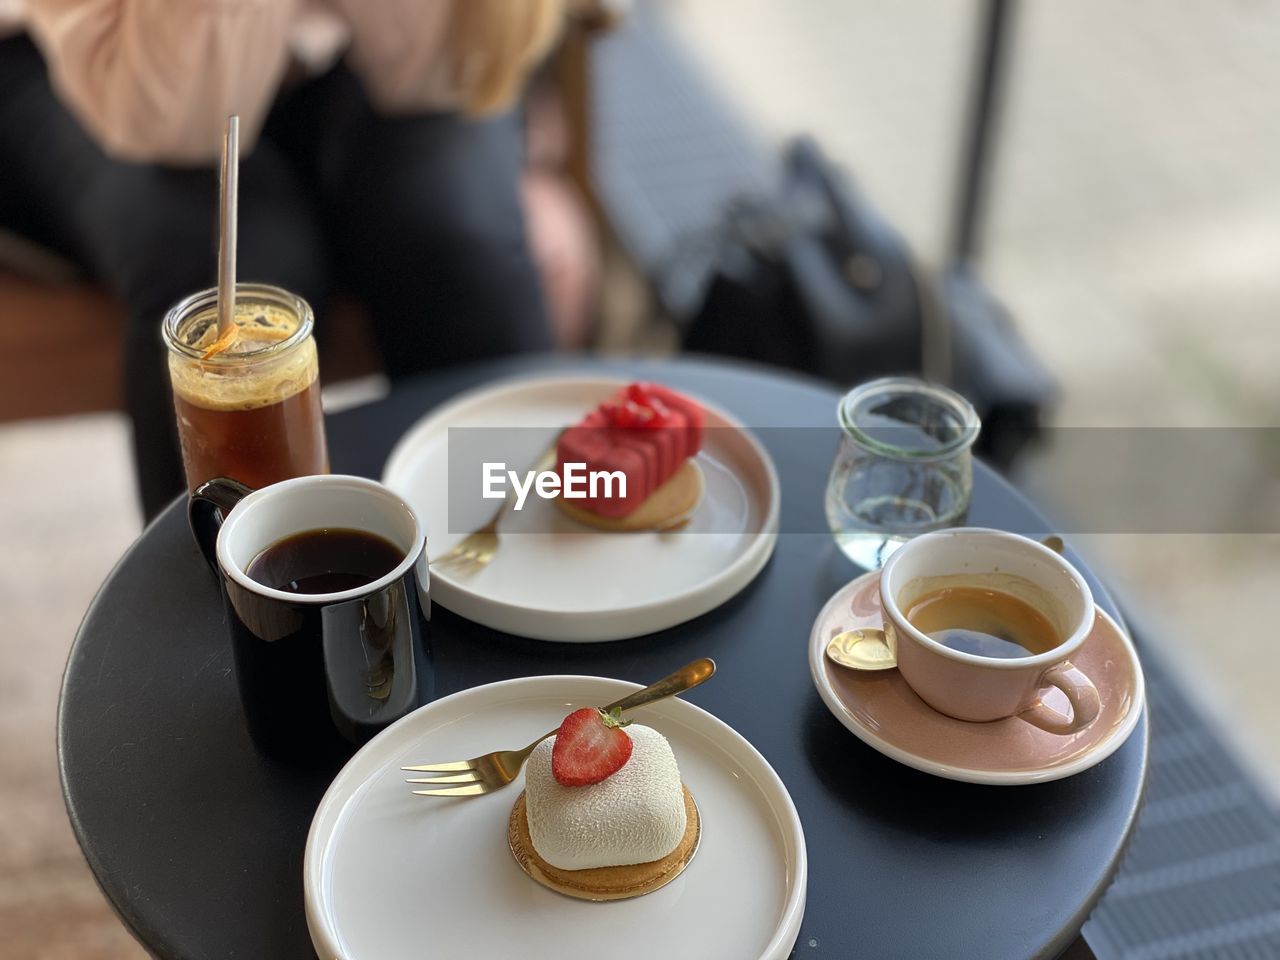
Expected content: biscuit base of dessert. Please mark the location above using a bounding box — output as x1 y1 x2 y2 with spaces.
508 785 700 901
554 459 703 533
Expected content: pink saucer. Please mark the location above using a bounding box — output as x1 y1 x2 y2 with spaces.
808 570 1145 784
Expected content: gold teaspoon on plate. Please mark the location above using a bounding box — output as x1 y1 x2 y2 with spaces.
824 535 1067 671
826 628 897 671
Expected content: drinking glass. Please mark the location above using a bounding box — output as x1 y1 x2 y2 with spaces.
164 283 329 492
825 377 980 569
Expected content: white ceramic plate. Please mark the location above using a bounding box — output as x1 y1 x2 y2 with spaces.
382 375 780 641
304 676 807 960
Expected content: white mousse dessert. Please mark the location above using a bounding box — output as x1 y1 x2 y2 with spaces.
524 724 687 871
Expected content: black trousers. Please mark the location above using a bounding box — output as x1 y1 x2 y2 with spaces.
0 35 551 519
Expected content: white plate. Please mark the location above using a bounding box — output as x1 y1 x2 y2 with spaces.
382 375 780 641
304 676 807 960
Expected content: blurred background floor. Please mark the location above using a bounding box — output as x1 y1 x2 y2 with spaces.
1 1 1277 957
0 418 143 959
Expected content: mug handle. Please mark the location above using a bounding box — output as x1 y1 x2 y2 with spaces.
1018 661 1102 735
189 478 254 573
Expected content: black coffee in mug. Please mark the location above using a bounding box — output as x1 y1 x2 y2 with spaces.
190 476 432 762
246 528 404 595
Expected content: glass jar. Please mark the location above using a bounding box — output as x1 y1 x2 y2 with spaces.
163 283 329 493
825 377 980 569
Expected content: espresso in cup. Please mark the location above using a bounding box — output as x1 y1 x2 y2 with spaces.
903 578 1062 660
880 529 1101 734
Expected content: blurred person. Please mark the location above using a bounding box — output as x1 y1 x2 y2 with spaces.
0 0 564 519
522 75 601 351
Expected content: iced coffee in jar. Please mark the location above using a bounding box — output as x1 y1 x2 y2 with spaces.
163 283 329 492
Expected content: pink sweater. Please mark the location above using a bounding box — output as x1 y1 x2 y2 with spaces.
2 0 467 164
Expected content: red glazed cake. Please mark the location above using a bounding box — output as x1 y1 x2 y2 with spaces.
555 383 705 530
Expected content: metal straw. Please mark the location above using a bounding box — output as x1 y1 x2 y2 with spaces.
216 115 240 341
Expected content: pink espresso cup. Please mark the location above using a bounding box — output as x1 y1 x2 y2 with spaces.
879 528 1101 734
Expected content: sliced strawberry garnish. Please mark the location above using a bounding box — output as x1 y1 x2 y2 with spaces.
551 707 634 787
601 383 674 429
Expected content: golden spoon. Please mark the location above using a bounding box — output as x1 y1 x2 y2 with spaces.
826 628 897 671
825 534 1068 671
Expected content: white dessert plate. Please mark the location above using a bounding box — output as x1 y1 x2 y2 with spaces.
304 676 807 960
382 375 780 641
808 570 1146 785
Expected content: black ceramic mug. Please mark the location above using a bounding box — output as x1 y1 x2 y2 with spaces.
190 474 432 760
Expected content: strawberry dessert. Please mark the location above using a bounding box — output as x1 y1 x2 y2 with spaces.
554 382 706 531
508 706 699 900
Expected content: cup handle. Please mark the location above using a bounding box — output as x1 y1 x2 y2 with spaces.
188 478 254 573
1017 661 1101 735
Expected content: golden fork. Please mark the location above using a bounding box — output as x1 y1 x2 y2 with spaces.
430 434 559 572
402 658 716 797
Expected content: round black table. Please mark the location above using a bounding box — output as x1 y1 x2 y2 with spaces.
60 356 1146 960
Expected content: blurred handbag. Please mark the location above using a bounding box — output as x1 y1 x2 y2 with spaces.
940 262 1054 468
671 137 1054 469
